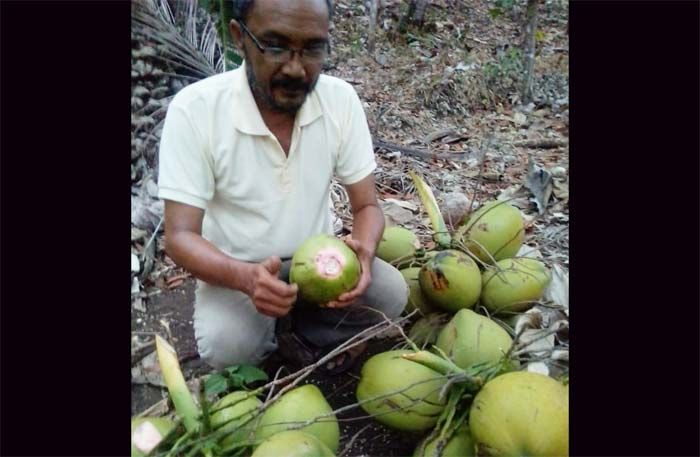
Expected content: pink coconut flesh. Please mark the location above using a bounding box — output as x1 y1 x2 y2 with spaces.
314 247 347 279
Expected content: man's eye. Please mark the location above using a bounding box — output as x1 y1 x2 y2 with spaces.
266 47 288 55
304 48 325 56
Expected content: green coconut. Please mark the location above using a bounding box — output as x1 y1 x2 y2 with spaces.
377 226 421 263
456 201 524 264
400 267 436 316
255 384 339 453
481 258 551 314
418 250 481 312
413 424 476 457
470 371 568 456
290 234 361 305
251 430 335 457
436 309 516 372
210 391 263 448
131 417 176 457
356 350 447 432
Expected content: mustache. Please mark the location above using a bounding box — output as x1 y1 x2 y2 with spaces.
271 78 310 92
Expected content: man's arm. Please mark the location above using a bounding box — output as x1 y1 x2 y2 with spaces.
164 200 297 317
326 174 384 308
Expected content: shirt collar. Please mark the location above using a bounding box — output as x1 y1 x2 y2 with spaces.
232 61 323 135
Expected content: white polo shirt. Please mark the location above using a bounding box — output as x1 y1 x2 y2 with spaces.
157 63 376 262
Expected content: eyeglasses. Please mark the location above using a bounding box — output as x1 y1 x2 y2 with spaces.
238 21 329 65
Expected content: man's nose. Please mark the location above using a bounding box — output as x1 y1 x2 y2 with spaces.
281 51 306 79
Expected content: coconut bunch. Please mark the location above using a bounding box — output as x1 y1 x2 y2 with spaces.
131 335 343 457
375 173 555 325
355 344 568 456
351 171 569 455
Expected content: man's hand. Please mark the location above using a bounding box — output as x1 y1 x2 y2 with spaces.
325 237 373 309
244 256 298 318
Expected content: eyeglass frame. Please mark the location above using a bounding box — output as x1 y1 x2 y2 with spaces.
238 21 330 64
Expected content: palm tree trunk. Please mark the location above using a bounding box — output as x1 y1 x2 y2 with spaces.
521 0 540 104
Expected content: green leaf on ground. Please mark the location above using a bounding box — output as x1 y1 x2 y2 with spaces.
205 373 229 395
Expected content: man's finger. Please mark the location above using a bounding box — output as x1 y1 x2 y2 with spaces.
261 256 282 275
263 277 298 298
256 300 291 318
255 289 295 308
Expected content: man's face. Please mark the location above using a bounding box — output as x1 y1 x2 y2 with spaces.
238 0 330 114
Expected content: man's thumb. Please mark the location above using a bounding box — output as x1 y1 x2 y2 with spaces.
262 256 282 275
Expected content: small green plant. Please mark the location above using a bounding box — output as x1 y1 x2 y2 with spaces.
205 364 269 396
482 47 525 101
488 0 516 20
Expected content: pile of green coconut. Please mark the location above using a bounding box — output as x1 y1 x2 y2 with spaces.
131 173 568 457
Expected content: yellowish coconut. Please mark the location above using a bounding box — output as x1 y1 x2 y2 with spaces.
470 371 568 456
131 417 175 457
456 201 524 264
413 424 476 457
210 391 263 448
377 226 421 263
251 430 335 457
435 309 516 371
254 384 339 453
481 258 551 314
356 350 446 432
400 267 436 316
418 250 481 312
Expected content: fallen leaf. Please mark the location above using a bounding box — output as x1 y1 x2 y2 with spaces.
513 112 527 126
544 264 569 309
383 198 418 212
381 200 415 225
424 128 457 144
525 157 553 214
518 328 555 357
526 361 549 376
131 227 148 241
132 253 141 274
132 297 146 313
131 351 166 387
552 178 569 201
167 279 184 289
516 245 543 260
131 277 141 296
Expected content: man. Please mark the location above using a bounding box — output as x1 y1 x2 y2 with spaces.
157 0 408 373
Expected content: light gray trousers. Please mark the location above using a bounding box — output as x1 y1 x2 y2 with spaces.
193 257 408 369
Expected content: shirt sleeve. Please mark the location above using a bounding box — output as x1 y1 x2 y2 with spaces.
157 100 215 209
335 86 377 185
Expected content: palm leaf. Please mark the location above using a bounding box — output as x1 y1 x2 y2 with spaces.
131 0 232 78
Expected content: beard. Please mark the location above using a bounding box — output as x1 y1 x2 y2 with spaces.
246 58 319 114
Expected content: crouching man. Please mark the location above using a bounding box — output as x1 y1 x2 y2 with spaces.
157 0 407 373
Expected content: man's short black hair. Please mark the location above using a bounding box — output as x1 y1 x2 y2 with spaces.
232 0 334 22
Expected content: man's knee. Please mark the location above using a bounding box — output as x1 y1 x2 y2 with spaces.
195 324 276 370
368 257 409 318
193 292 277 370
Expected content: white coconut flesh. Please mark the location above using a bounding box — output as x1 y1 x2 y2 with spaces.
314 248 346 279
132 421 164 454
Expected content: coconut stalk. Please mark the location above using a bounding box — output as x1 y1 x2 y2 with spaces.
155 335 200 433
409 171 451 248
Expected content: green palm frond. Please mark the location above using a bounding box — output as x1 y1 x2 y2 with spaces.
131 0 232 79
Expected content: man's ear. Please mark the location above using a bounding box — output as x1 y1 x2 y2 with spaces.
229 20 244 51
